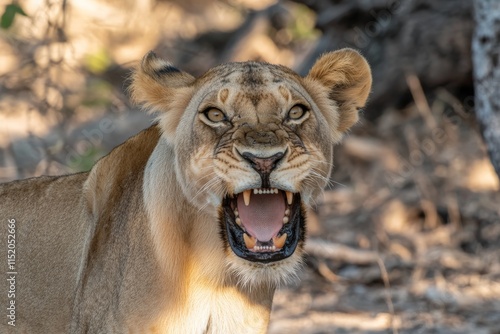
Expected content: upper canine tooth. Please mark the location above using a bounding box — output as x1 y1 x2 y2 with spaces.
273 233 287 249
243 233 256 249
286 191 293 205
243 190 251 206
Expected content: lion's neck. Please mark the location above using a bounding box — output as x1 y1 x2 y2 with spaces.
142 137 274 333
143 138 223 280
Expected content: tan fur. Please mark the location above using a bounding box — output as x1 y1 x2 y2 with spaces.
0 49 371 333
304 48 372 134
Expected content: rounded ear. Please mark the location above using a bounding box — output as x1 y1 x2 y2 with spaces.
129 51 196 142
305 48 372 134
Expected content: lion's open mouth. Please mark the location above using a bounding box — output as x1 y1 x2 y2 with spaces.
220 188 305 263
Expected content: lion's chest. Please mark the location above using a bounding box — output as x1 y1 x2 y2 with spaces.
152 283 271 334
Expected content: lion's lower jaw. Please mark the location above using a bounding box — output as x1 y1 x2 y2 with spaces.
226 248 304 289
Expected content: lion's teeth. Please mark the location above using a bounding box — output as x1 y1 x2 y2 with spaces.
282 216 289 224
254 245 275 252
235 217 242 226
284 209 290 216
243 233 256 249
286 191 293 205
250 188 280 195
273 233 287 249
243 190 251 206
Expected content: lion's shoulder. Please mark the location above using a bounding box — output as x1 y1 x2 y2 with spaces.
83 124 162 216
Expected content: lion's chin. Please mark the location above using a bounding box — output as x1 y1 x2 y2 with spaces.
225 250 304 288
219 188 306 275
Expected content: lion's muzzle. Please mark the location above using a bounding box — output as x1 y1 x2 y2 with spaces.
240 150 285 188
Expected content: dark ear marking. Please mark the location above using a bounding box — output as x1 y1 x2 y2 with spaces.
130 51 195 111
141 51 181 78
156 65 181 76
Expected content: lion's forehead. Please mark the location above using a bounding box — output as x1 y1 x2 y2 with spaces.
202 61 299 87
197 62 308 120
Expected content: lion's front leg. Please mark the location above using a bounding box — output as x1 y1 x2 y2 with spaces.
205 284 274 334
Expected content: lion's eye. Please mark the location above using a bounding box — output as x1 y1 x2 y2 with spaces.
204 108 226 123
288 105 306 120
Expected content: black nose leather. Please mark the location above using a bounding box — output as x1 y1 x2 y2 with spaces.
241 151 284 187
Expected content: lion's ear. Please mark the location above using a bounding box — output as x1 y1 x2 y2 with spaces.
130 51 195 142
306 48 372 135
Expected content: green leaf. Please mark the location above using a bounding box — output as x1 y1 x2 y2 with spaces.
84 49 112 74
1 4 28 30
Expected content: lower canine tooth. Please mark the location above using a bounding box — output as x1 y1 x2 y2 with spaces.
286 191 293 205
273 233 287 249
243 190 251 206
243 233 256 249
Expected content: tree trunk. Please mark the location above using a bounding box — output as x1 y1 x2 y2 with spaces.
472 0 500 178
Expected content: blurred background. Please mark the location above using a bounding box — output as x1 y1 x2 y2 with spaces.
1 0 499 332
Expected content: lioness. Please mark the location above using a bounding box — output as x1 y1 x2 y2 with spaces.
0 49 371 333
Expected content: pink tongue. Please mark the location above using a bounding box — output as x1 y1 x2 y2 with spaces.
237 192 285 242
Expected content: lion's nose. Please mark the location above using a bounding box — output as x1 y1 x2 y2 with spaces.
241 151 284 176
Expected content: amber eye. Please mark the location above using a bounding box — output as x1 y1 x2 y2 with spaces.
204 108 226 123
288 105 306 120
